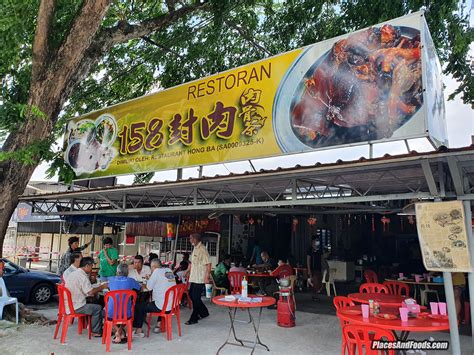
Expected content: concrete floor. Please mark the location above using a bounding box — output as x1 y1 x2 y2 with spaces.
1 296 472 355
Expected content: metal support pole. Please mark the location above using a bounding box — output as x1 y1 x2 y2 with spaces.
228 214 232 255
443 272 461 355
90 215 97 253
462 200 474 352
369 143 373 159
48 233 54 272
198 165 203 178
177 168 183 180
171 215 181 265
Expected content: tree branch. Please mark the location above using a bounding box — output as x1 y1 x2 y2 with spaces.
31 0 56 82
224 19 272 56
105 1 210 46
50 0 111 96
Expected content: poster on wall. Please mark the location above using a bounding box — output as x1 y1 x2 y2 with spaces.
416 201 472 272
63 11 446 179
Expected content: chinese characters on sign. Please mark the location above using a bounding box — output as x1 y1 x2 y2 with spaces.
116 89 267 156
416 201 472 272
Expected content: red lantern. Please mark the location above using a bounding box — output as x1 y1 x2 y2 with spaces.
408 215 415 225
307 217 317 226
292 218 299 233
248 217 255 225
381 216 391 232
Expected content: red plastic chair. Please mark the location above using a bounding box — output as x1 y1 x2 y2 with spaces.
270 264 294 278
364 269 378 283
334 296 356 355
54 284 91 344
228 271 247 295
383 281 410 297
102 290 137 352
342 324 395 355
146 283 186 340
359 283 389 294
333 296 355 311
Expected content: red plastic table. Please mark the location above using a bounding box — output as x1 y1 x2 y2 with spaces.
348 293 407 307
337 305 449 354
212 295 276 354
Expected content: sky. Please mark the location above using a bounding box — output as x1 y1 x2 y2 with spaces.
30 6 474 185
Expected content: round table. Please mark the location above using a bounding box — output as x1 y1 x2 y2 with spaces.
212 295 276 354
348 293 406 307
337 305 449 354
385 278 444 287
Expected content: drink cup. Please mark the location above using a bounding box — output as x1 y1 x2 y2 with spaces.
205 283 212 298
438 302 447 315
399 273 404 279
361 304 369 319
399 307 409 322
430 302 439 315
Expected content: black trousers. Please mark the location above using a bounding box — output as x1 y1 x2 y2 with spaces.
133 301 161 329
189 283 209 322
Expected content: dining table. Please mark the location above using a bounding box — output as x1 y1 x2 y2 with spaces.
348 292 407 308
337 305 449 354
212 295 276 354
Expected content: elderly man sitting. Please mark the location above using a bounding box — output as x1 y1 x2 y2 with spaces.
65 257 108 337
107 263 142 344
132 258 176 337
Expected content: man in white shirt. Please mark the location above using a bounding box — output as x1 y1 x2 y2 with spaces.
63 252 82 281
132 258 176 337
128 255 151 282
65 257 108 336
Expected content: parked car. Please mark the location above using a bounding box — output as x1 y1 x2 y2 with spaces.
1 258 61 304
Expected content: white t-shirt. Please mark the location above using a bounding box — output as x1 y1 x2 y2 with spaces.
63 264 78 280
129 265 151 282
146 267 176 311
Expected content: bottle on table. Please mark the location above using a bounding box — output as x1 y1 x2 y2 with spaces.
242 276 248 298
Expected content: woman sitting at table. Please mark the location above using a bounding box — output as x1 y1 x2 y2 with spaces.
107 263 142 344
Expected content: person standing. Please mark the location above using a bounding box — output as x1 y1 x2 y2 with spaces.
98 237 118 282
249 240 262 265
185 233 211 325
307 235 323 300
57 236 91 276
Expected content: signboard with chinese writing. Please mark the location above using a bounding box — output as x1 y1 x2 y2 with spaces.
63 12 446 179
416 201 472 272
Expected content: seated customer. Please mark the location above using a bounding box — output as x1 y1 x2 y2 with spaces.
107 263 142 344
63 252 82 281
254 251 278 305
145 253 158 267
133 258 176 337
213 254 231 289
229 258 247 273
129 255 151 282
65 257 108 336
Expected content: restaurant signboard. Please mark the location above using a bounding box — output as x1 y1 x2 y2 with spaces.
63 11 446 179
416 201 472 272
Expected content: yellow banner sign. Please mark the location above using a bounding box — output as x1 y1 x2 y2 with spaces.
64 12 436 179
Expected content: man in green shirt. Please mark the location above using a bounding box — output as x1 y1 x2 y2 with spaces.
213 254 231 289
98 237 118 281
